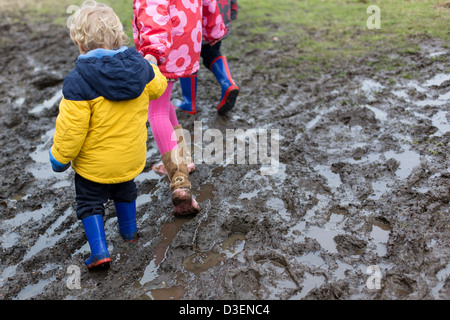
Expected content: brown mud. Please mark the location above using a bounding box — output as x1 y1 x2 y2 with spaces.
0 16 449 300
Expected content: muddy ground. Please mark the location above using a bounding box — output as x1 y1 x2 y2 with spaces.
0 14 449 301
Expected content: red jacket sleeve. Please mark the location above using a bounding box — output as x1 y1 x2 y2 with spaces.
132 0 172 64
202 0 228 44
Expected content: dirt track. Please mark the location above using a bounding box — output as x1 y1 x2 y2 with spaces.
0 16 449 300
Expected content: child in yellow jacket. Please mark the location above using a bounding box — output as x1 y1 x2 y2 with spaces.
49 1 167 269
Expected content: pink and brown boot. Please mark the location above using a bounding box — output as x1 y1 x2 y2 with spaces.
152 125 195 175
161 148 199 216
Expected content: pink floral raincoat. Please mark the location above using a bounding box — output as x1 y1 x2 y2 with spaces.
133 0 227 79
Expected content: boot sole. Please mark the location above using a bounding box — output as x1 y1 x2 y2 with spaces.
121 232 139 242
173 201 200 216
217 87 239 115
172 188 200 216
175 104 198 115
87 258 111 269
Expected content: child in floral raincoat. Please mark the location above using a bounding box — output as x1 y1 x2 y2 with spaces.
176 0 239 115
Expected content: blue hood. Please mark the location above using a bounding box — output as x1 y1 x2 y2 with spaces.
75 47 154 101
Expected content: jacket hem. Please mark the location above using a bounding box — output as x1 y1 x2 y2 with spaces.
72 163 145 184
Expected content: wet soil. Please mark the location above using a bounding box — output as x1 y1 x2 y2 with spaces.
0 16 449 300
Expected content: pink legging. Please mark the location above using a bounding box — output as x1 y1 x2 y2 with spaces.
148 81 180 155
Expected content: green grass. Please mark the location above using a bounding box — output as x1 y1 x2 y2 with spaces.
0 0 134 39
235 0 449 58
50 0 134 32
1 0 448 75
3 0 448 47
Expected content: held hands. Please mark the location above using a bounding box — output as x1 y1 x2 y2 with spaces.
49 149 71 173
144 54 157 64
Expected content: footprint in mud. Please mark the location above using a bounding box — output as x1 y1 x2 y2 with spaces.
193 183 215 203
253 255 300 299
138 216 246 299
384 147 421 180
139 218 188 286
130 168 221 291
182 233 246 276
145 285 186 300
369 218 391 257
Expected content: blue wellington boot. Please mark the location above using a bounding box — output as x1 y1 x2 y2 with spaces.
210 56 239 115
81 215 111 269
114 201 138 242
175 74 197 115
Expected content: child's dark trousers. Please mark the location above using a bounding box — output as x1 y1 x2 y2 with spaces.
75 173 137 220
201 40 222 70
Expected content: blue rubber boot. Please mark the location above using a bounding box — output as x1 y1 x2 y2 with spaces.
210 56 239 114
81 215 111 269
175 74 197 115
114 201 138 242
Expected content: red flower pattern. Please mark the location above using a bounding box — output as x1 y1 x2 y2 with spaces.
133 0 227 79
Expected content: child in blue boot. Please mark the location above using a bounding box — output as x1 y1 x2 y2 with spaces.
175 0 239 115
49 1 167 269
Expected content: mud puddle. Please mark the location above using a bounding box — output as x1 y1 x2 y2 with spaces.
0 17 449 300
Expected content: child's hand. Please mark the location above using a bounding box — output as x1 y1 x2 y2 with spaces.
144 54 157 64
49 149 71 173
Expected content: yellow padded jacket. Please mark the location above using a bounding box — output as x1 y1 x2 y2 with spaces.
50 47 167 184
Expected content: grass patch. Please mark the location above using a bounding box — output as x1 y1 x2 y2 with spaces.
0 0 134 39
1 0 448 77
2 0 448 52
231 0 449 74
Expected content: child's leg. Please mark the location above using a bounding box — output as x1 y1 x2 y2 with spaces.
148 81 178 155
201 41 222 70
148 82 199 216
75 174 111 269
110 180 138 242
75 173 109 220
205 41 239 114
168 91 180 126
151 81 195 175
174 74 198 115
170 42 221 116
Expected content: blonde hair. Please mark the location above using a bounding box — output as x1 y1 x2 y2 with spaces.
69 1 128 52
